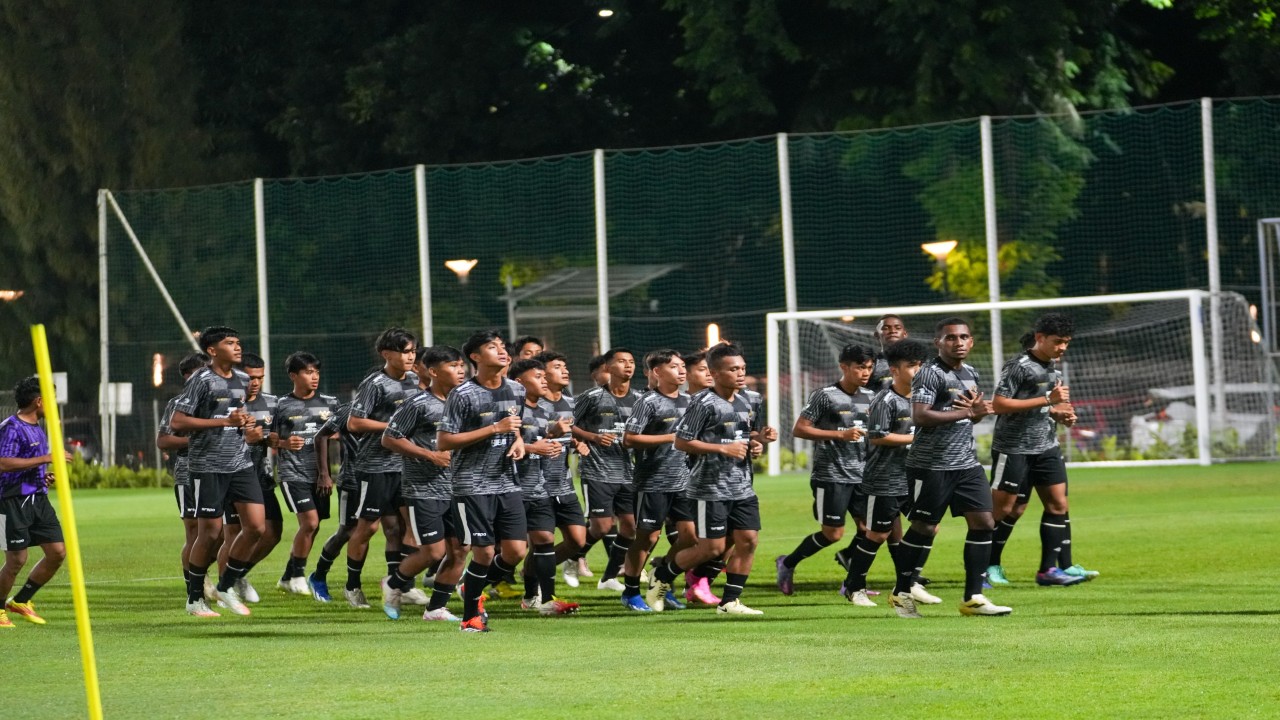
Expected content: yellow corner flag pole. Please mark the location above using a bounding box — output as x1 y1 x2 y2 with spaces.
31 324 104 720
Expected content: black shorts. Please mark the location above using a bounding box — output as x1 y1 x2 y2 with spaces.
810 481 866 527
635 489 695 532
907 466 993 523
336 485 361 529
452 491 526 547
355 471 402 521
523 497 557 533
174 484 197 520
280 482 332 521
552 493 587 528
990 447 1068 504
225 482 283 525
582 479 635 518
192 467 262 519
1 494 63 550
404 497 453 546
693 495 761 540
864 493 908 534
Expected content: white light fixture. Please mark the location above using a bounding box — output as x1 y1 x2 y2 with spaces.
0 289 24 302
445 259 479 284
707 323 721 347
840 315 855 323
152 353 164 388
598 8 614 17
921 240 958 263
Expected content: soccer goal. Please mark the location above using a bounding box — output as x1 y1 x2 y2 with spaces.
764 290 1278 475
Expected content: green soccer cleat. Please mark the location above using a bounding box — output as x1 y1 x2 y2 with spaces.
1063 564 1100 580
986 565 1010 585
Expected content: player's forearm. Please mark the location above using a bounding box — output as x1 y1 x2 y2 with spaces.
437 424 500 451
912 406 972 427
0 455 49 472
674 437 733 456
169 412 229 432
992 395 1051 414
156 434 188 451
381 433 434 461
791 424 843 442
870 433 913 447
623 433 675 449
346 416 387 434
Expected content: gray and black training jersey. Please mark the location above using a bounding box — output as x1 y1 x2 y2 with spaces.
245 392 278 485
515 402 555 500
863 387 914 496
905 357 982 471
800 383 874 484
173 367 253 474
871 356 893 393
625 390 691 493
541 395 575 497
677 390 756 502
991 351 1062 455
319 403 358 491
273 393 339 485
574 385 639 485
350 370 421 474
385 392 451 501
159 397 191 487
439 377 526 497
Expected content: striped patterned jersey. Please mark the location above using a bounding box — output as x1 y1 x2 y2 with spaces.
245 392 278 485
677 390 756 502
800 383 874 485
273 393 339 485
540 395 576 497
574 385 639 485
174 367 253 474
625 389 691 493
515 401 555 500
991 351 1062 455
384 391 451 501
905 357 982 471
863 387 914 496
439 377 525 497
349 370 421 474
159 396 191 487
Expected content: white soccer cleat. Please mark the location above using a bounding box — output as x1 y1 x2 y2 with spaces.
185 599 220 618
889 592 922 619
422 606 460 622
562 560 580 588
910 582 942 605
402 587 431 606
597 578 626 592
715 599 764 616
959 594 1012 617
381 576 404 620
290 576 310 595
203 578 218 603
216 588 251 616
344 587 371 609
846 589 878 607
235 578 260 604
645 580 671 612
576 558 594 578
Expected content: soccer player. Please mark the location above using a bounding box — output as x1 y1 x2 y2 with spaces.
271 352 339 594
677 349 722 605
157 352 210 600
170 326 265 617
647 343 765 616
571 347 640 592
0 376 70 627
684 350 713 395
988 313 1095 586
380 345 472 621
534 351 592 589
306 399 360 602
871 314 910 391
437 330 528 632
775 343 876 594
343 328 421 609
620 349 692 612
837 339 941 609
511 336 545 360
888 317 1010 618
587 354 610 388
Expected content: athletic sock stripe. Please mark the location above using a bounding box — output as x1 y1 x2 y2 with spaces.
1041 522 1068 528
900 540 928 549
964 540 992 545
855 546 878 556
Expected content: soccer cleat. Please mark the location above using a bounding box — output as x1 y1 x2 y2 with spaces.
889 592 922 619
622 593 653 612
185 599 221 618
959 594 1013 616
492 581 523 600
402 587 431 606
834 548 853 572
597 577 626 592
639 568 649 585
289 576 310 594
5 600 47 625
986 565 1010 585
537 597 580 616
381 576 403 620
1036 567 1086 587
715 599 764 616
562 560 580 588
422 606 460 622
520 591 542 610
203 577 218 603
909 582 942 605
344 587 371 609
235 578 260 604
685 574 720 605
843 588 877 607
663 590 686 610
774 555 795 596
646 580 672 612
308 573 332 603
276 579 293 594
216 588 251 616
459 616 490 633
576 558 594 578
0 610 14 628
1063 564 1100 580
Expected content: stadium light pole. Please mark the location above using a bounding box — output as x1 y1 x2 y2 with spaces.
445 259 478 285
921 240 958 299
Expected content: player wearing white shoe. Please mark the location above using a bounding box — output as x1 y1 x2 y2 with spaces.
157 353 210 602
532 351 591 590
221 352 280 605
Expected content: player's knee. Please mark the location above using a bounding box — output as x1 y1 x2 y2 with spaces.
866 530 890 544
734 534 759 554
45 544 67 564
821 525 845 542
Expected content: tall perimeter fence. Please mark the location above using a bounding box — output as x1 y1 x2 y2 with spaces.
99 97 1280 468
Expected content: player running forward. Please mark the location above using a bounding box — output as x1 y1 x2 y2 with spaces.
0 376 71 628
776 343 876 595
533 351 592 589
170 326 265 617
988 314 1095 587
571 347 640 592
307 399 361 602
157 352 210 600
438 330 528 633
647 343 765 616
344 328 421 609
270 352 339 595
836 339 941 611
889 317 1010 618
675 349 725 606
620 350 692 612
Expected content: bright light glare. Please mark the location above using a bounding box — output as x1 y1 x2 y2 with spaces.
598 9 614 17
0 289 24 302
840 315 855 323
921 240 958 263
1251 329 1263 344
444 259 479 284
707 323 720 347
152 353 164 388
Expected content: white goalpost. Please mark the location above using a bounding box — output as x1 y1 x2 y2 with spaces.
765 290 1278 475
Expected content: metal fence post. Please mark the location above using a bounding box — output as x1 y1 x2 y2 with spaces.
253 178 271 393
1202 98 1226 427
777 133 803 461
594 149 610 350
981 116 1003 385
415 165 433 346
98 189 111 466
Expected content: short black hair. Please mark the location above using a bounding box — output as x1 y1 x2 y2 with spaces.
285 351 321 375
420 345 464 367
534 350 568 366
885 338 931 366
14 376 41 409
462 330 504 368
602 347 634 363
1033 313 1074 338
646 349 681 370
375 327 417 354
178 352 209 377
934 316 971 337
1019 331 1036 350
508 358 545 380
876 314 904 330
707 342 744 370
838 343 875 365
587 354 608 373
511 335 544 354
241 352 265 370
198 326 238 353
681 350 707 367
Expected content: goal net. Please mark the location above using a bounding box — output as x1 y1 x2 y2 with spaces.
764 290 1278 475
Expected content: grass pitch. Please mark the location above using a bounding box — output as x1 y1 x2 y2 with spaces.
7 464 1280 718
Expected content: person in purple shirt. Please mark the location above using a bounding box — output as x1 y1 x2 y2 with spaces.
0 376 71 628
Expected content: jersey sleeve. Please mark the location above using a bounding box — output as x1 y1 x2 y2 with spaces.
675 399 710 442
159 398 179 435
0 421 21 460
572 390 596 427
624 396 654 435
349 377 383 420
868 396 894 438
172 373 209 416
799 389 826 423
751 394 766 432
911 365 941 406
994 359 1028 399
385 397 420 440
438 388 474 435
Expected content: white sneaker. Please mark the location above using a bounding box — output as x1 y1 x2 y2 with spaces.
645 580 671 612
235 578 260 603
422 606 460 622
889 591 922 619
576 558 593 578
562 560 580 588
402 587 431 606
715 599 764 616
185 598 220 617
290 576 310 595
910 582 942 605
344 587 370 609
846 589 877 607
959 594 1012 616
597 577 626 592
216 588 251 616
